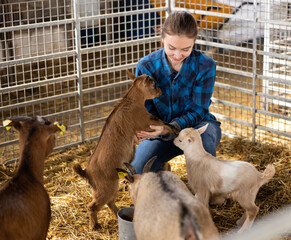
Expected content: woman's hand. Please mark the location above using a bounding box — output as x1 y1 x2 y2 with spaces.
136 125 169 142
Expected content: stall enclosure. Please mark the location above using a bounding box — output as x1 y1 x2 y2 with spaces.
0 0 290 164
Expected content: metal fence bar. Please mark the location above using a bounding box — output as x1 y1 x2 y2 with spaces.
0 92 78 111
212 113 253 127
258 50 291 61
215 82 253 95
216 66 253 78
81 63 137 78
78 7 168 22
0 75 78 94
257 109 291 122
195 39 254 53
252 0 258 143
73 0 84 142
212 98 252 112
174 7 254 21
0 19 74 33
82 80 132 95
257 125 291 138
257 92 291 104
257 74 291 86
82 36 160 54
0 50 75 67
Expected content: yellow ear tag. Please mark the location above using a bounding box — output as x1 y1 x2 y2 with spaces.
3 120 12 130
118 172 128 179
54 122 66 135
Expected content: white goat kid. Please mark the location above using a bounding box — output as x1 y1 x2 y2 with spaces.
174 124 275 233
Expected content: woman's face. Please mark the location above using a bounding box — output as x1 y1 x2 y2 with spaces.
162 33 195 68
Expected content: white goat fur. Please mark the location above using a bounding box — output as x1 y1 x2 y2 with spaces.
128 170 220 240
174 124 275 233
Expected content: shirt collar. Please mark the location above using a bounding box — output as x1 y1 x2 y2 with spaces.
162 49 176 77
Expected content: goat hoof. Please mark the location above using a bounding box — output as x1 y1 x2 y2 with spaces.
90 222 102 230
236 219 244 227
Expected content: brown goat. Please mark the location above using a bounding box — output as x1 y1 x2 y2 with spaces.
0 116 66 240
73 70 180 230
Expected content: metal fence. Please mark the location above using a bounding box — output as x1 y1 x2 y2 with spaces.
0 0 290 164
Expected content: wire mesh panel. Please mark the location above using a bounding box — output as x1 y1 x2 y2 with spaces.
0 0 78 164
76 0 165 142
0 0 167 164
260 0 291 144
0 0 290 164
174 0 291 146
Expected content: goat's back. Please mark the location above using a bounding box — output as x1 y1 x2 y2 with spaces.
0 175 51 240
133 171 219 240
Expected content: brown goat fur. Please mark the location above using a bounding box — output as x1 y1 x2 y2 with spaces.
0 116 65 240
73 70 180 230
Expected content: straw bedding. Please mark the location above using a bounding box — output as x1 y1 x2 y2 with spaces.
0 136 290 239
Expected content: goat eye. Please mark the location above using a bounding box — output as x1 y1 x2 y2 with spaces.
179 139 182 142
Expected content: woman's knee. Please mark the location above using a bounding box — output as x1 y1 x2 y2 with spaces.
196 121 222 157
131 138 182 173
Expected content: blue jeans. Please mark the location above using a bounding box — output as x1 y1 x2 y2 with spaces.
131 121 222 174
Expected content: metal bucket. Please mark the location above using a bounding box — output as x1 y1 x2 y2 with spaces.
117 207 137 240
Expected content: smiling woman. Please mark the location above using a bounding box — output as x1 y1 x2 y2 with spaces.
162 34 195 72
131 11 222 174
161 11 197 72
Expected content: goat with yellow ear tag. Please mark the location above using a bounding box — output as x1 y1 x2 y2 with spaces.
0 116 67 240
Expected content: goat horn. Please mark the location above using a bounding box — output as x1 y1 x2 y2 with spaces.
123 162 136 175
142 156 157 173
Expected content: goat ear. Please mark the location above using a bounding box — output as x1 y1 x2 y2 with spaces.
3 116 34 131
116 168 134 183
182 213 202 240
197 123 208 135
126 69 135 81
2 119 22 131
51 122 67 135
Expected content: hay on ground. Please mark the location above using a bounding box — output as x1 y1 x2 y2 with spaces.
0 136 290 239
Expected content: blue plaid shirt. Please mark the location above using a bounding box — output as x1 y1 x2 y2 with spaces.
135 48 220 130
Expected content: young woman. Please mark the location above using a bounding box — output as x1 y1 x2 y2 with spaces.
131 11 221 173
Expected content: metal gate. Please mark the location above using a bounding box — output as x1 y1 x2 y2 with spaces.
0 0 290 164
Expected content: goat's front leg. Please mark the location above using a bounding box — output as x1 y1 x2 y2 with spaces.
163 122 180 135
195 189 210 207
107 200 119 217
148 116 180 135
